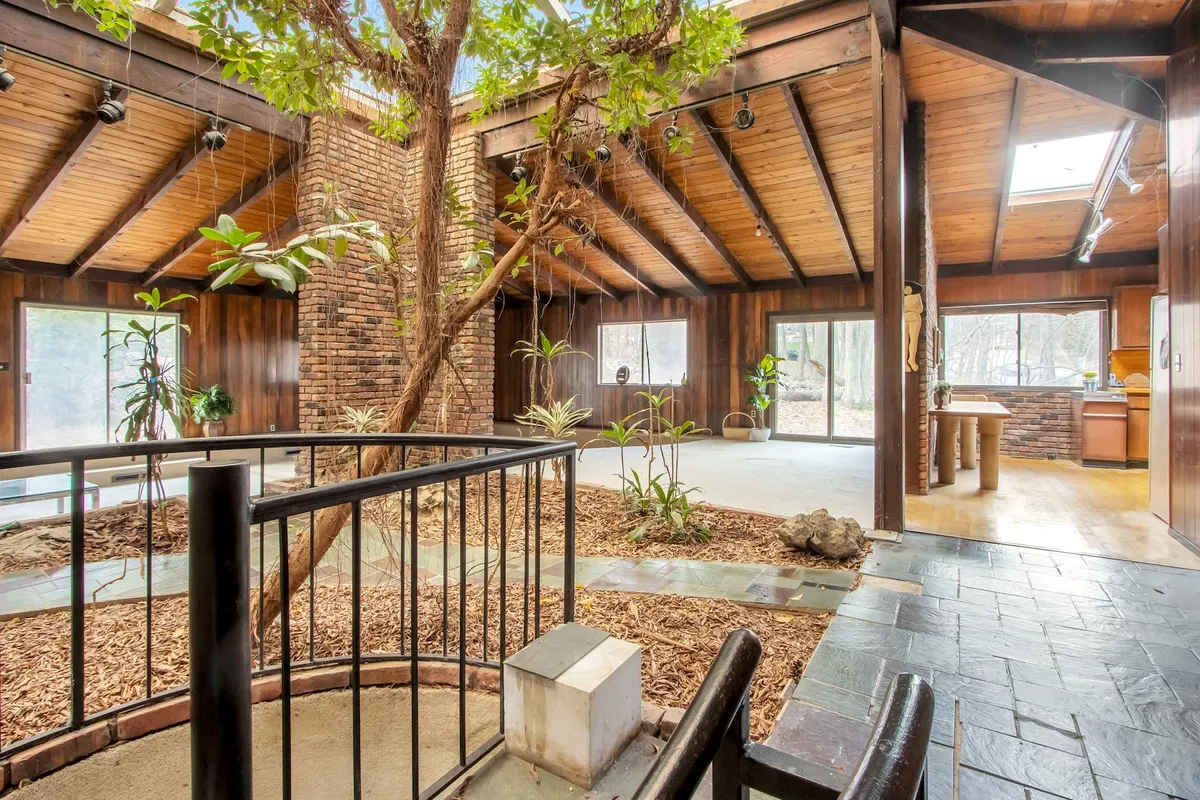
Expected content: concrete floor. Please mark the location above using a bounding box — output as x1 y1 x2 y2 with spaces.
9 687 499 800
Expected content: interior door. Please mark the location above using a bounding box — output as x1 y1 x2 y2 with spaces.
772 320 829 437
832 319 875 439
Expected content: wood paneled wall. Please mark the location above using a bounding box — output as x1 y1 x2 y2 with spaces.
495 286 872 431
0 273 299 451
939 265 1159 307
1168 0 1200 550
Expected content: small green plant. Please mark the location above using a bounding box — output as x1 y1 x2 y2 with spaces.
745 354 785 429
1082 371 1098 379
578 415 648 504
190 384 236 424
515 397 594 480
933 380 954 394
512 331 590 405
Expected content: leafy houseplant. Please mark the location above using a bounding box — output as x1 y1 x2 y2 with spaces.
744 354 785 442
514 397 594 480
1082 371 1099 392
190 384 236 437
933 379 954 409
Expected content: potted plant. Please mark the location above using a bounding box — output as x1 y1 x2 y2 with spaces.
744 354 785 442
1082 371 1099 392
191 384 236 437
933 379 953 410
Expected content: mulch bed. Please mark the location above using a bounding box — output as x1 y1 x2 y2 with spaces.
0 499 189 574
0 583 829 746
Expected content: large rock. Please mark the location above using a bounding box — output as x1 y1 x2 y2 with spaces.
776 509 864 559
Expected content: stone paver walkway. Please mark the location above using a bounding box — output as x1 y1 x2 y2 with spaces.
0 523 855 618
772 531 1200 800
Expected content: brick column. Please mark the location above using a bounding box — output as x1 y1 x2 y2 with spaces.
297 118 495 468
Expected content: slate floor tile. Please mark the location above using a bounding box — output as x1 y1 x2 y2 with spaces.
803 643 885 697
1021 551 1058 567
959 586 1002 608
924 743 954 800
1142 642 1200 675
960 767 1029 800
822 616 912 661
1013 681 1133 726
934 670 1016 709
767 701 873 775
1078 716 1200 799
839 603 899 626
1019 716 1085 756
1171 621 1200 650
960 724 1097 800
1017 700 1078 732
1035 590 1081 610
1095 776 1171 800
1030 573 1110 600
1125 702 1200 745
1109 666 1181 707
910 558 960 580
961 627 1056 667
792 677 873 722
921 576 960 599
895 604 959 636
960 698 1018 735
1009 660 1064 689
1045 626 1154 671
907 631 960 673
999 602 1085 629
961 653 1011 687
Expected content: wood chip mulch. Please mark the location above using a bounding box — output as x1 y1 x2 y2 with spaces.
0 499 189 573
0 583 829 746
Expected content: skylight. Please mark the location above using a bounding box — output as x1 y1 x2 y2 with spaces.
1009 131 1116 199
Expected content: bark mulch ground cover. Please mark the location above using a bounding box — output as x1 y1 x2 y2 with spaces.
1 583 829 746
0 499 189 574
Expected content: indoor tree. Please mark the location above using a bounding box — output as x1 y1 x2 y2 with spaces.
71 0 743 628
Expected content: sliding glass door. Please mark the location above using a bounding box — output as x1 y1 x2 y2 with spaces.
22 304 181 450
770 313 874 442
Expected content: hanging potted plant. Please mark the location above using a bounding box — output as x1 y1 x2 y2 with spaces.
933 379 953 410
744 354 785 442
191 384 236 437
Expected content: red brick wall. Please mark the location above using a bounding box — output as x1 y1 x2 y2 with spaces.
296 118 494 464
972 389 1076 460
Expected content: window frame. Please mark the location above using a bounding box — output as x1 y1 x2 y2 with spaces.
595 318 689 387
18 300 185 450
938 300 1109 392
1007 130 1118 205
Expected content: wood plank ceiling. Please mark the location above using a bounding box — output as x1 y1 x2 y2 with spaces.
0 49 297 292
491 0 1172 298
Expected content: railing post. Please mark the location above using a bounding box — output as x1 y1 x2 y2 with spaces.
189 460 252 800
712 696 751 800
563 451 576 622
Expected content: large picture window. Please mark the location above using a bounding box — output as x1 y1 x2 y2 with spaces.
598 320 687 385
941 304 1103 388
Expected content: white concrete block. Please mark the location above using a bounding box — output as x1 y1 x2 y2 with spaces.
504 628 642 788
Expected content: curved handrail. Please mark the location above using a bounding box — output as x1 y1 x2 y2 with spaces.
0 431 557 470
630 628 763 800
840 672 934 800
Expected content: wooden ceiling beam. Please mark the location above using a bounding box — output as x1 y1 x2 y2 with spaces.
0 0 304 140
780 83 865 284
496 241 568 296
575 165 711 295
491 160 663 297
1067 118 1138 268
494 218 620 299
0 256 294 298
141 149 297 286
617 134 754 288
72 124 230 278
692 107 808 287
902 10 1165 124
870 0 899 50
908 0 1126 9
0 88 128 254
940 248 1156 278
1033 28 1173 65
990 78 1026 274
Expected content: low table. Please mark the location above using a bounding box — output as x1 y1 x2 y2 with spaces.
930 401 1012 490
0 475 101 514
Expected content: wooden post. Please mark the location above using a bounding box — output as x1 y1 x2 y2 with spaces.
873 19 907 532
903 103 927 494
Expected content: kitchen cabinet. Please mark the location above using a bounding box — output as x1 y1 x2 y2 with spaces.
1111 285 1156 349
1127 393 1150 465
1072 393 1128 467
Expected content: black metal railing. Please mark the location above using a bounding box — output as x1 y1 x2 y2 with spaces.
0 433 576 800
631 629 935 800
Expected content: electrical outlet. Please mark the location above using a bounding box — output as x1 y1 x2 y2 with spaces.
269 424 276 432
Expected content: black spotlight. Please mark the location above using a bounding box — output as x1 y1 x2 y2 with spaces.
509 163 529 184
594 134 612 164
662 112 681 145
203 119 228 152
733 92 755 130
96 83 126 125
0 49 14 93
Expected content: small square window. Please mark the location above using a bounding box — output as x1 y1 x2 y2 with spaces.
1009 131 1116 200
597 320 687 385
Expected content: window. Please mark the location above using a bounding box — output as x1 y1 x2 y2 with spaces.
22 304 182 449
598 320 687 385
942 305 1102 388
1009 131 1115 200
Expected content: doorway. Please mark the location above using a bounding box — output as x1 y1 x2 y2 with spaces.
769 313 875 442
20 303 181 450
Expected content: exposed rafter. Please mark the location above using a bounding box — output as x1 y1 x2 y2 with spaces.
990 78 1026 274
495 218 620 299
780 83 865 284
1067 119 1138 268
902 10 1165 124
575 165 711 295
1033 28 1172 65
496 241 568 296
0 87 128 254
909 0 1144 10
941 248 1156 278
142 148 297 286
870 0 899 50
618 134 753 288
72 124 230 278
692 107 808 287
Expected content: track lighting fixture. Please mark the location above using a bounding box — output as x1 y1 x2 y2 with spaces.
1085 216 1114 243
202 118 228 152
0 48 14 93
96 82 126 125
1078 239 1096 264
509 162 529 184
594 131 612 164
755 218 763 237
662 112 681 145
733 92 755 130
1116 163 1144 195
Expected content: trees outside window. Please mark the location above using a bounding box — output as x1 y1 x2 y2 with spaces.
942 307 1102 388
